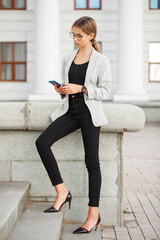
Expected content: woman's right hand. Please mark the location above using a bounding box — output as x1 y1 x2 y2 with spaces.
55 84 66 95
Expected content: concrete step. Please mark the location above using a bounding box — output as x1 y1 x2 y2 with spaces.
61 223 101 240
8 202 64 240
0 182 30 240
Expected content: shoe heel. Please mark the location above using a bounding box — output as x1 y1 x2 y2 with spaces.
95 213 101 231
95 223 98 231
68 199 71 209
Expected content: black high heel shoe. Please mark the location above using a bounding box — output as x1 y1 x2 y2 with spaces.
73 213 101 234
44 190 72 213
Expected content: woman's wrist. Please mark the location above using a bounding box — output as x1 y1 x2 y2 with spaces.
84 88 88 95
79 85 88 95
79 85 83 93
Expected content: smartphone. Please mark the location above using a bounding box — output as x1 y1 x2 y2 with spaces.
48 80 62 88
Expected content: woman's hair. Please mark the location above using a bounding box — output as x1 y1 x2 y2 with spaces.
71 16 100 53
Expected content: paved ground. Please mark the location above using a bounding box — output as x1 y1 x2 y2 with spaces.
101 123 160 240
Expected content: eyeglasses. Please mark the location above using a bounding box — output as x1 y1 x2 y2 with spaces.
69 32 83 41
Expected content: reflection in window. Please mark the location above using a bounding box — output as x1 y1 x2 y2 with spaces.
15 64 25 80
150 64 160 81
15 0 25 8
0 42 26 81
75 0 86 8
150 0 160 9
0 0 26 9
15 43 26 61
149 42 160 82
2 65 12 80
89 0 100 9
1 0 11 8
1 43 12 61
75 0 101 9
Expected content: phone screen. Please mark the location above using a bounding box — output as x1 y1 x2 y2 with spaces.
48 80 61 87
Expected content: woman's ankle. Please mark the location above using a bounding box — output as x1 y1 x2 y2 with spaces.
87 207 99 219
54 183 68 195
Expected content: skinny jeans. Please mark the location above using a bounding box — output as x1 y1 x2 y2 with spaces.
35 93 102 207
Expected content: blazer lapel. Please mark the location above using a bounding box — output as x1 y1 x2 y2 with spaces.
64 47 97 85
85 47 97 85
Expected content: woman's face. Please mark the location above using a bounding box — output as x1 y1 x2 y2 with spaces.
71 26 94 48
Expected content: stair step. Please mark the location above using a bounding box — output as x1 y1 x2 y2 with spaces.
0 182 29 240
8 202 64 240
61 223 101 240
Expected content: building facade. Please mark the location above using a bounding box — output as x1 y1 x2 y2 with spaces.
0 0 160 101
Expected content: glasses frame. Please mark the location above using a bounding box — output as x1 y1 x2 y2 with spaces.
69 32 84 41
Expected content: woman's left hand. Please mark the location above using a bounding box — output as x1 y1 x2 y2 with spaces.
60 83 82 95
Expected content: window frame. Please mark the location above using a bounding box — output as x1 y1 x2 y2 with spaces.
148 62 160 82
148 41 160 83
0 42 27 82
74 0 101 10
149 0 160 10
0 0 26 10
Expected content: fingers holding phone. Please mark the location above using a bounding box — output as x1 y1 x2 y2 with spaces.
55 84 66 95
55 84 60 93
48 80 66 95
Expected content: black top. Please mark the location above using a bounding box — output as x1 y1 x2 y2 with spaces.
68 60 89 109
68 60 89 87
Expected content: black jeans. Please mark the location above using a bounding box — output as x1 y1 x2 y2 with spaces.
35 93 101 207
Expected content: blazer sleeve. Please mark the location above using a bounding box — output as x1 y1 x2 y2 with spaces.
84 56 112 101
60 55 66 99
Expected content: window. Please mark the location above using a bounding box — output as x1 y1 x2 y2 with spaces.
148 42 160 82
149 0 160 9
75 0 101 10
0 0 26 10
0 42 26 81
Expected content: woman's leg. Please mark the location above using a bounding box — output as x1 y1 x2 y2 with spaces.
35 111 80 209
78 106 101 230
81 118 101 207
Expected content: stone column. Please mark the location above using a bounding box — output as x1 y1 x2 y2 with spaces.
29 0 60 101
113 0 149 101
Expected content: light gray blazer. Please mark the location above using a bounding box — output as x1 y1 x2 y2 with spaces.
50 47 112 127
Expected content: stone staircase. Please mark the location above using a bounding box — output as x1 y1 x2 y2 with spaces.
0 182 101 240
0 182 29 240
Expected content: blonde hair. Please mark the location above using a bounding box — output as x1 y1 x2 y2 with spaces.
71 16 100 53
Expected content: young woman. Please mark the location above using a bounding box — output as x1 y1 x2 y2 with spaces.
35 16 112 234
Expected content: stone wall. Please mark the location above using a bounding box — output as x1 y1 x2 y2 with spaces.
0 102 145 226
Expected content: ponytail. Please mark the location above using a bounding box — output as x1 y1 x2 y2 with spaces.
91 38 101 53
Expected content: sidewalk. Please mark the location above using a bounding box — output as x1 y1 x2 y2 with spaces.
102 123 160 240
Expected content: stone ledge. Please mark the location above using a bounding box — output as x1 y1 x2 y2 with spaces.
0 102 145 132
110 100 160 107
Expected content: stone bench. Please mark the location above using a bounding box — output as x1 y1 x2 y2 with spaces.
0 102 145 226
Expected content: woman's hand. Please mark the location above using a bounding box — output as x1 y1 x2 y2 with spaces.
56 83 82 95
55 84 61 94
55 84 66 95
